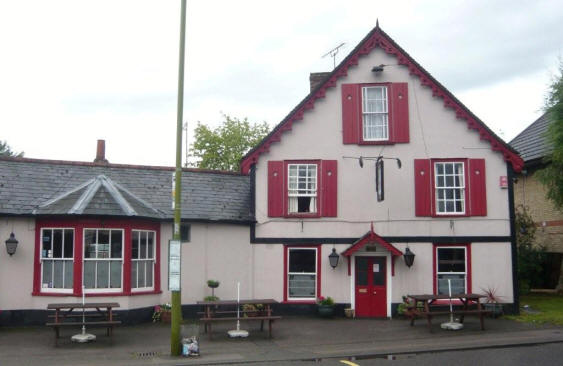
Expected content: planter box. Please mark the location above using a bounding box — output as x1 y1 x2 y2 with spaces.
318 305 335 318
483 303 503 318
160 311 172 323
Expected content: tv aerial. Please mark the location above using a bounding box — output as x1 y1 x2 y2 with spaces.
322 42 346 69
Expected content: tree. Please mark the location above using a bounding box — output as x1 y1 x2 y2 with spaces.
538 62 563 210
190 114 270 171
515 205 546 294
0 140 24 157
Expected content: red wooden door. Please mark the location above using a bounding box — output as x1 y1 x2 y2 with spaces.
355 256 387 317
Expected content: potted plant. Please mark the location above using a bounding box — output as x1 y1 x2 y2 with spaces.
481 286 503 318
152 303 172 323
316 296 335 318
207 279 220 298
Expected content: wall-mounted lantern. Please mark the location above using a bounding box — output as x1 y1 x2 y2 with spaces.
328 248 339 269
403 246 415 268
5 232 18 256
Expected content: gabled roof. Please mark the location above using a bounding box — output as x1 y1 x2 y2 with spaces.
509 112 552 164
0 156 252 222
240 24 523 173
342 227 403 257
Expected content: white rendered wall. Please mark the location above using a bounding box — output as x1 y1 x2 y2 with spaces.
254 48 511 239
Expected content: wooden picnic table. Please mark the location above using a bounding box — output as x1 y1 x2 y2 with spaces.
46 302 121 345
405 293 489 331
196 299 281 339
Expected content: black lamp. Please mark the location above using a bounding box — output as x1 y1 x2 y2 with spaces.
5 232 18 256
403 246 415 268
328 248 339 269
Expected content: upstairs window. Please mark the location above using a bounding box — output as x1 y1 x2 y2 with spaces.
268 160 337 218
342 83 409 144
40 228 74 292
414 159 487 217
362 86 389 141
435 162 465 215
288 164 317 214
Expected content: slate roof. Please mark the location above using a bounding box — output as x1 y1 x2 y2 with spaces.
509 113 553 164
0 157 252 222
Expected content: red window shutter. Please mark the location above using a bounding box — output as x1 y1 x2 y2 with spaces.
390 83 409 143
268 161 284 217
414 159 432 216
468 159 487 216
342 84 360 144
321 160 337 217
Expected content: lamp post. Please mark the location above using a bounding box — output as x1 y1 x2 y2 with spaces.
170 0 187 356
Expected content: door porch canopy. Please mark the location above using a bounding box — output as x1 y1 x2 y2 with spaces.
341 226 403 276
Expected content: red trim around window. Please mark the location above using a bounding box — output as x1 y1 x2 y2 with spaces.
32 217 160 297
430 159 470 218
283 160 321 218
283 245 322 303
432 243 472 295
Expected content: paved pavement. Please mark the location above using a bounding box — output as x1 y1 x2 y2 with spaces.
0 316 562 365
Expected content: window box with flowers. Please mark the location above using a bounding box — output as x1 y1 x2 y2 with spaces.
152 303 172 323
317 296 335 318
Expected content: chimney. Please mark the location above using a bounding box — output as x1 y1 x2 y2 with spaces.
94 139 109 164
309 72 331 92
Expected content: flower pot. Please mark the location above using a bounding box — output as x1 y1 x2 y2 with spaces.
318 305 335 318
344 308 354 318
484 303 503 318
160 311 172 323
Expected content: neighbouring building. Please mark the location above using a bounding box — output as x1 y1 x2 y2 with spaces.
0 24 524 325
510 113 563 290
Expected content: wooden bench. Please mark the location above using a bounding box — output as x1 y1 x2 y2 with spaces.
199 315 281 339
46 302 121 345
407 307 490 331
46 320 122 345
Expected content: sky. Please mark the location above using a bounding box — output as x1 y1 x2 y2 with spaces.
0 0 561 166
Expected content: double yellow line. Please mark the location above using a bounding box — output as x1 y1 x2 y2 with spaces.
340 360 360 366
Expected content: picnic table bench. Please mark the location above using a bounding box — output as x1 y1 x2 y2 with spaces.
46 302 121 345
405 294 490 331
197 299 281 339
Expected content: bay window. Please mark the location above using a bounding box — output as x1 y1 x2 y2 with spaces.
34 218 160 296
84 229 123 291
40 228 74 292
131 230 155 290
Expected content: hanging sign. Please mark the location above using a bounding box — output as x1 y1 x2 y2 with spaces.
376 158 384 202
168 239 181 291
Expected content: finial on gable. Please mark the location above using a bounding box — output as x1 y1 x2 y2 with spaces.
376 18 379 28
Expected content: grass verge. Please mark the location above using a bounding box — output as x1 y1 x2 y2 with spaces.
505 293 563 325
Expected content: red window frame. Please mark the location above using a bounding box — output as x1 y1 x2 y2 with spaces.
284 160 321 218
432 243 472 296
431 159 470 218
283 245 322 303
33 217 161 297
